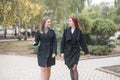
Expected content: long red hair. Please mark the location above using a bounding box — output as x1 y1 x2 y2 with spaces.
70 16 80 29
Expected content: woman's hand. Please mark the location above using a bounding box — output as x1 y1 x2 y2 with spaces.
52 53 56 58
30 40 36 45
61 53 64 61
85 54 90 59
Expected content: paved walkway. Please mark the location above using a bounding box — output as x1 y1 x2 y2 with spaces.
0 55 120 80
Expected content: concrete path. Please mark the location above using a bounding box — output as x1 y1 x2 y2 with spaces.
0 55 120 80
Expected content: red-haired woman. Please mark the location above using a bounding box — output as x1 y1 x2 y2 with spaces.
61 16 90 80
33 16 57 80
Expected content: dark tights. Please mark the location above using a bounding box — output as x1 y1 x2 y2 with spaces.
70 64 78 80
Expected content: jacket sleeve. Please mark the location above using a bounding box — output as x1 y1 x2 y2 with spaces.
60 30 66 53
79 30 89 55
52 31 57 54
34 31 40 46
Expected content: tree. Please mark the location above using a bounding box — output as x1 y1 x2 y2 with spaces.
92 18 116 45
42 0 92 23
0 0 43 39
77 15 92 44
99 2 112 18
82 5 103 19
114 0 120 7
77 15 92 34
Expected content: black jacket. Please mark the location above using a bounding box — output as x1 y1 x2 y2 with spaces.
34 29 57 67
61 27 89 68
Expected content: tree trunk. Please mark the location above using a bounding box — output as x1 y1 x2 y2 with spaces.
14 27 17 36
4 27 7 38
96 33 99 45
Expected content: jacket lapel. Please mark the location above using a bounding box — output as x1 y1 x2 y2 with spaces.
70 28 80 42
74 28 80 41
66 28 72 41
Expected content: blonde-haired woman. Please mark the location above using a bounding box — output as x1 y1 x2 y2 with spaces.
33 16 57 80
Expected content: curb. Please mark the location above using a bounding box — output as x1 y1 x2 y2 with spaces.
80 54 120 60
96 67 120 77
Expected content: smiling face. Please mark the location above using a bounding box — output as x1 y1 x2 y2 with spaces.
44 19 51 28
68 18 74 28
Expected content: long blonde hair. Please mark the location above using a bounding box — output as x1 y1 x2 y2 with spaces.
40 16 50 34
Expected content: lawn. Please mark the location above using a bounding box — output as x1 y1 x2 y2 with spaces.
0 40 120 57
0 41 30 52
0 41 35 56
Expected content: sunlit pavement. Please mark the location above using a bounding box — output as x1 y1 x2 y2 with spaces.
0 55 120 80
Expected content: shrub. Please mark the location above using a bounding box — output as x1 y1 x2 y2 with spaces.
28 44 39 54
107 40 116 48
80 51 85 55
88 45 112 55
77 14 92 34
92 18 116 45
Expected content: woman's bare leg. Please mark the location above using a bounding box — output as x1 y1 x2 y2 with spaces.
41 67 47 80
46 67 51 80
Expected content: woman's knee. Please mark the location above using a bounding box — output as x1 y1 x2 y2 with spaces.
41 67 47 72
72 64 77 71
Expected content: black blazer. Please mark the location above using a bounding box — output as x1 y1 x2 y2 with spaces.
61 27 89 54
60 27 89 68
34 28 57 67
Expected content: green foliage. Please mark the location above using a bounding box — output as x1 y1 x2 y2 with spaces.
115 40 120 45
0 0 43 27
99 2 113 19
77 15 92 34
43 0 91 23
52 23 64 40
92 19 116 35
92 18 116 45
107 40 116 48
114 0 120 7
80 51 85 55
88 45 112 55
86 6 103 19
113 16 120 24
28 45 39 54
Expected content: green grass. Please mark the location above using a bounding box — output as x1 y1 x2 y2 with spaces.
0 41 31 52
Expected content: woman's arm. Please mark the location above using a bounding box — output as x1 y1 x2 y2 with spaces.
34 31 40 46
52 31 57 54
60 30 66 54
60 30 66 60
79 30 89 55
